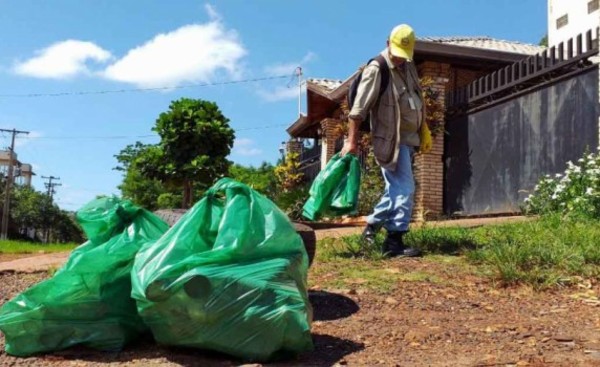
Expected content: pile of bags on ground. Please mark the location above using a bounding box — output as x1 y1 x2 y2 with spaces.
0 178 313 362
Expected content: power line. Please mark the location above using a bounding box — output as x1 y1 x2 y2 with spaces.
19 134 157 141
15 124 290 141
0 75 289 98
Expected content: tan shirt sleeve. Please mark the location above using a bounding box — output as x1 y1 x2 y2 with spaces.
348 63 381 121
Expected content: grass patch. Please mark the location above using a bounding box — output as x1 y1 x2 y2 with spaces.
0 240 78 254
309 258 443 293
316 215 600 290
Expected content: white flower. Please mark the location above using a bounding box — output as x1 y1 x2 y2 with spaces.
555 173 562 178
551 193 559 200
579 158 585 163
586 187 594 195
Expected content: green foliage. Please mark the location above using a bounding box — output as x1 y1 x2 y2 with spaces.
539 34 548 47
317 233 386 261
114 142 171 210
151 98 235 207
523 150 600 218
228 162 276 197
321 216 600 290
156 192 183 209
358 150 384 215
274 152 304 193
7 186 83 243
273 185 309 220
115 98 235 208
0 240 78 254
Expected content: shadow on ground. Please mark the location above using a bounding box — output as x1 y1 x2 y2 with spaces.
309 290 360 321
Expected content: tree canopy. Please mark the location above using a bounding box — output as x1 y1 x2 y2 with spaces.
115 98 235 208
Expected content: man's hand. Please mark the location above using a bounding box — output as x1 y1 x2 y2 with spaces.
341 116 361 156
340 140 358 156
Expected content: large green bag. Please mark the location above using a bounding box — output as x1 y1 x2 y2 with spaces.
302 153 361 220
131 178 313 362
0 197 169 357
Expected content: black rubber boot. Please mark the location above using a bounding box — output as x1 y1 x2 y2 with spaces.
382 231 422 258
361 223 378 246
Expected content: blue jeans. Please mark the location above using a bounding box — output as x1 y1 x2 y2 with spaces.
367 145 415 232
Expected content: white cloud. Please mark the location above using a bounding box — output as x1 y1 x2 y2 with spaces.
204 3 221 22
103 11 246 88
13 40 112 79
232 138 262 156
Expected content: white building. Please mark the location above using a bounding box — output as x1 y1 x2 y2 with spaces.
0 150 35 187
548 0 599 48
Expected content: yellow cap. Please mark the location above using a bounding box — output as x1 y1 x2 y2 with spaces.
389 24 416 61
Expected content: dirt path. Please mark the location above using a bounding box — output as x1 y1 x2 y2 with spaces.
0 253 70 273
1 257 599 366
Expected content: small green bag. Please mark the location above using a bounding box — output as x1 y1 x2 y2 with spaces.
0 197 169 357
302 153 361 220
131 178 313 362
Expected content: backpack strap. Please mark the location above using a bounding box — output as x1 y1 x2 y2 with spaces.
369 54 390 100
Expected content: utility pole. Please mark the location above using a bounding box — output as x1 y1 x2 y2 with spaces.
41 175 61 243
0 128 29 240
295 66 303 116
42 175 61 201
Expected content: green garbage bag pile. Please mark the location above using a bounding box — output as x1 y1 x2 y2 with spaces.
0 197 169 357
303 153 361 220
132 178 313 362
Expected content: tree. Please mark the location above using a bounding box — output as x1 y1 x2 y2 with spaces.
539 34 548 47
228 162 277 197
114 142 169 210
9 186 83 243
143 98 235 208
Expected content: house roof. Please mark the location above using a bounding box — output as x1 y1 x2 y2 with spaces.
307 36 543 100
306 78 344 96
420 36 544 55
293 36 545 137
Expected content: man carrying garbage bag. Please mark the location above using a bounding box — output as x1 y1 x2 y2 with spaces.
131 178 313 362
341 24 432 258
0 197 169 357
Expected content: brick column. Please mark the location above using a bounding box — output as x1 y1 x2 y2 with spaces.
286 139 302 156
413 62 451 221
320 118 342 169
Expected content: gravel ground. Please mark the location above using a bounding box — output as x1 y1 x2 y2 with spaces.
1 260 600 366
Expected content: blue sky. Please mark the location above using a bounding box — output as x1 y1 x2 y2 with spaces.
0 0 547 211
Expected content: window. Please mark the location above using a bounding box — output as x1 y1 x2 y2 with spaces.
589 0 599 13
556 14 569 29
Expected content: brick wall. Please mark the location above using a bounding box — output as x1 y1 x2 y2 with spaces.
413 61 451 221
320 118 342 169
286 139 303 156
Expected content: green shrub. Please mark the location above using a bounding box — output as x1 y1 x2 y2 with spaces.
524 150 600 217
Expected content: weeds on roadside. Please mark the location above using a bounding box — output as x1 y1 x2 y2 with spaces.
0 240 78 254
317 214 600 290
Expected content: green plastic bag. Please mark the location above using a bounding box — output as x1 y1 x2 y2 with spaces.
303 153 361 220
132 178 313 362
0 197 169 357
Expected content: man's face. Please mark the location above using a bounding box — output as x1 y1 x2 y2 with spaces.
386 40 407 67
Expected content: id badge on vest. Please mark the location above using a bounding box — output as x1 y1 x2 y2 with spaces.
408 96 417 110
